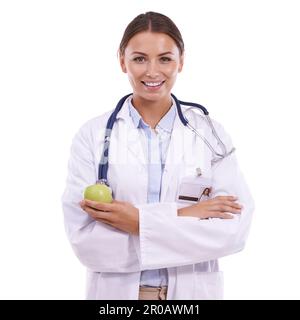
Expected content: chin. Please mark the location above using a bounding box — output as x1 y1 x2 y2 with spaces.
136 89 170 102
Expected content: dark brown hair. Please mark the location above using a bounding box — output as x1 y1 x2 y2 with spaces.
118 12 184 56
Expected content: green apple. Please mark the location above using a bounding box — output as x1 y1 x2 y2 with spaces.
83 183 113 203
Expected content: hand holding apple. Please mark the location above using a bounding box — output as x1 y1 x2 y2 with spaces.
81 181 139 234
79 197 139 235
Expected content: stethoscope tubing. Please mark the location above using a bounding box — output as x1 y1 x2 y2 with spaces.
98 94 235 184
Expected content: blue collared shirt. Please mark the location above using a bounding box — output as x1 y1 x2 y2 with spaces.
128 97 176 287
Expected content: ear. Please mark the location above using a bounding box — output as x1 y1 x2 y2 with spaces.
178 53 184 73
119 55 127 73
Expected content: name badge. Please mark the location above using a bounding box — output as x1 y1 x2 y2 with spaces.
177 176 212 204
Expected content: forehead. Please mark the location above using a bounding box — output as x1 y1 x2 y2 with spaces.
125 31 179 54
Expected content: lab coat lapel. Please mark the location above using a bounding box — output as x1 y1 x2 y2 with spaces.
160 113 194 201
116 99 147 169
127 127 147 168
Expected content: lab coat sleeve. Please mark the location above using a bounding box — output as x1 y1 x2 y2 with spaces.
62 120 141 273
133 123 254 270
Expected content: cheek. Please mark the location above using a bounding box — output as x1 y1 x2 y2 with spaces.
126 64 146 80
164 64 180 78
164 71 179 85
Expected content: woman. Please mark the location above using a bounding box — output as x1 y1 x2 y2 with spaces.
62 11 254 300
199 187 212 202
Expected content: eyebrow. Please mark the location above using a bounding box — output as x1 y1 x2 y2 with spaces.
131 51 174 56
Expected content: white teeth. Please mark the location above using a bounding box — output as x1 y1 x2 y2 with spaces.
144 81 163 87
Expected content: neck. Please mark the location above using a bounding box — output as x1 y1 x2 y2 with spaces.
131 95 172 129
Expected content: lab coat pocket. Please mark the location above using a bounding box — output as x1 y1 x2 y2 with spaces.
193 271 224 300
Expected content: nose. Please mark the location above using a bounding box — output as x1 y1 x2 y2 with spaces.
145 60 160 78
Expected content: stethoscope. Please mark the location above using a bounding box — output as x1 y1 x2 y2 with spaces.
98 93 235 186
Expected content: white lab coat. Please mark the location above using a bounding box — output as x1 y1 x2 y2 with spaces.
62 97 254 300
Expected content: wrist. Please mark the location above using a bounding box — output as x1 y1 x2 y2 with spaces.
177 206 188 216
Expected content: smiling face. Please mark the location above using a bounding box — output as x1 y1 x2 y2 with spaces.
119 31 184 105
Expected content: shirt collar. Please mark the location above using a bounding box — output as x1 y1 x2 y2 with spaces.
128 96 176 133
128 98 144 128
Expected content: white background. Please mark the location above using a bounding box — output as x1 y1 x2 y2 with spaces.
0 0 299 299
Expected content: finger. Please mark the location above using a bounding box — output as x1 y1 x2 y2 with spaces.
223 200 243 209
218 212 234 219
211 199 243 211
83 206 112 221
84 199 115 212
207 211 234 219
214 196 238 201
221 206 241 214
199 210 233 219
209 204 241 214
112 199 123 204
79 200 85 210
206 197 237 206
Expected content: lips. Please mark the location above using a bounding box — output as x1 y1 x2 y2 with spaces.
141 80 165 88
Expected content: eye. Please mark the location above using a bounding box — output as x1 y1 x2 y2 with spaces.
133 56 146 63
160 57 172 63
